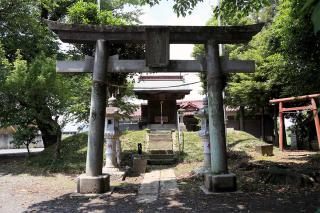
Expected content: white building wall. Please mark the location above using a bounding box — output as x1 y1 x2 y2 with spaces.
0 134 44 149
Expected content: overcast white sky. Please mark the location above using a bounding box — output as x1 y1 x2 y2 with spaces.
132 0 216 101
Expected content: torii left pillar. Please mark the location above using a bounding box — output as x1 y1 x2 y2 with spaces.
77 40 110 194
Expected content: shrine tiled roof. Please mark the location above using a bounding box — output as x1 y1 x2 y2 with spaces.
134 75 191 93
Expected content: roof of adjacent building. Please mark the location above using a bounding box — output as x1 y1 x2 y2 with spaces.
0 126 17 135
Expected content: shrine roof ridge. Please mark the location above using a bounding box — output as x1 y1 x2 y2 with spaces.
46 20 264 44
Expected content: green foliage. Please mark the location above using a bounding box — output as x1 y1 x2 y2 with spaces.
311 1 320 33
64 1 144 122
221 0 320 110
140 0 273 18
141 0 319 34
0 43 11 83
0 0 58 61
40 0 141 22
0 0 143 151
301 0 320 34
67 0 126 25
12 125 40 154
0 54 68 148
140 0 202 17
215 0 274 24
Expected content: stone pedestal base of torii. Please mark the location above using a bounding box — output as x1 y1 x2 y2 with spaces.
48 20 263 194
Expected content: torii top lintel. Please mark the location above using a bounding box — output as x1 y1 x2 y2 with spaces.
47 20 264 44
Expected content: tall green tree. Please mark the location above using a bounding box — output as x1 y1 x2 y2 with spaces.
141 0 320 34
0 54 69 149
0 0 58 61
0 0 143 152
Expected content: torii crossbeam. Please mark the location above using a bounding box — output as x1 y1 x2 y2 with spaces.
47 20 263 194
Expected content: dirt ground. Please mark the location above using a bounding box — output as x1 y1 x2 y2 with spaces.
0 150 320 213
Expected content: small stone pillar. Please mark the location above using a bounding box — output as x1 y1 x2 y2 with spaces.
177 109 186 131
103 95 122 173
195 97 211 171
177 109 186 149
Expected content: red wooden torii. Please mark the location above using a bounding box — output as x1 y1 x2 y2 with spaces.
269 94 320 151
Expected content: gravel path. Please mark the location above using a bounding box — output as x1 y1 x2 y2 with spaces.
0 172 75 213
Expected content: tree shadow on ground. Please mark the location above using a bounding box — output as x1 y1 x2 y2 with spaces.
228 138 255 149
22 180 199 213
23 174 320 213
0 156 56 177
229 148 320 193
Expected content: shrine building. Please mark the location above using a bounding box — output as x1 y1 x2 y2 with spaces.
134 75 191 129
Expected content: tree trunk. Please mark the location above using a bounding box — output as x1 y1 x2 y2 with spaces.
261 107 265 141
54 118 62 160
39 130 58 149
36 107 61 149
26 143 30 156
239 106 245 131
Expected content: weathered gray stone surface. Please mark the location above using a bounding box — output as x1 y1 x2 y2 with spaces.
77 174 110 194
47 20 264 44
204 173 237 192
57 57 254 74
255 144 273 156
136 169 179 204
85 40 108 177
132 158 147 174
206 40 228 174
136 170 160 204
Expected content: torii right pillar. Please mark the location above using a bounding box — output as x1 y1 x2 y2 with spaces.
204 40 237 192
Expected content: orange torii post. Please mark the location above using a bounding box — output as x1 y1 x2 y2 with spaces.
269 94 320 151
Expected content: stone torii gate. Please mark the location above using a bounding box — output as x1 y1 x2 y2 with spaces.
47 21 263 193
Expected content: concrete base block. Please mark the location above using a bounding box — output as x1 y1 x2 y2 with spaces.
132 158 147 174
77 174 110 194
255 144 273 156
204 173 237 192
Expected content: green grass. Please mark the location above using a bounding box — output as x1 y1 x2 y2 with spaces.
226 130 264 152
180 132 203 162
27 129 263 174
28 133 88 174
121 129 147 152
179 130 264 163
120 129 148 166
28 130 148 174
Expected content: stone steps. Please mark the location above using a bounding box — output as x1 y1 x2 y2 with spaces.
149 150 173 154
147 130 175 165
148 124 176 131
149 142 172 150
149 135 172 139
148 154 174 159
147 158 176 165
